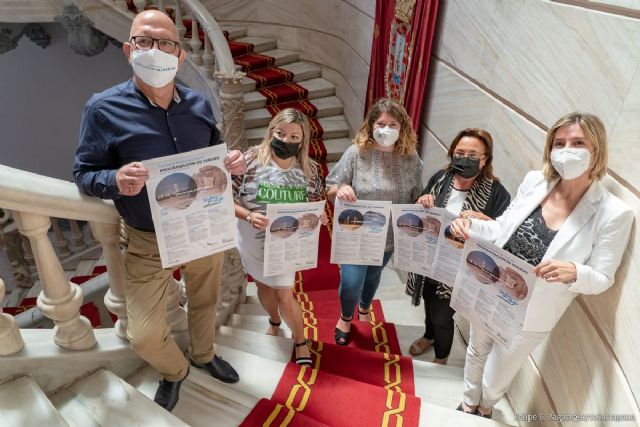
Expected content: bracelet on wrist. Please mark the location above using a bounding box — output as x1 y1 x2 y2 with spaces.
246 212 252 224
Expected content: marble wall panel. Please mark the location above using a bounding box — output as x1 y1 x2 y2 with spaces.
418 125 448 186
423 60 544 196
436 0 640 192
607 66 640 192
532 303 638 421
202 0 257 21
574 0 640 10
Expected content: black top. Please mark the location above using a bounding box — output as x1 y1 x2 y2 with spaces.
73 80 223 232
503 204 558 266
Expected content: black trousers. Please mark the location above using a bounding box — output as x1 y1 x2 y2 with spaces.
422 278 456 359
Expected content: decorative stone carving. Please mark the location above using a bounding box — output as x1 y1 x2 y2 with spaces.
23 23 52 49
14 211 96 350
90 221 128 340
55 4 110 57
0 278 25 356
0 217 33 288
0 24 51 55
215 71 247 152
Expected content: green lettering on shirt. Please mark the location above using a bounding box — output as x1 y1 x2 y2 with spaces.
256 182 307 204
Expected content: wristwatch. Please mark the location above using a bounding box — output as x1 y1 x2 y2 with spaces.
246 212 252 224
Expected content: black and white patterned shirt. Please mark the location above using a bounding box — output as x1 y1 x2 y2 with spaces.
503 205 558 266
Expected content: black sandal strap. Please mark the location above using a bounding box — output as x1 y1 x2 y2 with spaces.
340 314 353 322
295 339 309 348
296 357 313 366
358 308 370 315
269 318 282 327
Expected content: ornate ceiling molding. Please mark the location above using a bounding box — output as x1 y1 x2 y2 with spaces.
0 24 51 55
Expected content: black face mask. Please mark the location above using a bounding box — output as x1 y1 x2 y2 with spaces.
271 137 300 160
451 157 481 179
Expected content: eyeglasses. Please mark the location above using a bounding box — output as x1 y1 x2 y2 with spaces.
130 36 180 54
453 151 485 161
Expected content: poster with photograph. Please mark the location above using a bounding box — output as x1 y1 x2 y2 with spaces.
330 199 391 266
391 205 457 276
429 211 470 287
263 200 326 276
450 238 537 345
144 144 237 268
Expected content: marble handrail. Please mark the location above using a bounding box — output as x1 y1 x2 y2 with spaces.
179 0 235 75
0 164 119 225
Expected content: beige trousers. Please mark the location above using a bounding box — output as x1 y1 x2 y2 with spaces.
124 225 223 382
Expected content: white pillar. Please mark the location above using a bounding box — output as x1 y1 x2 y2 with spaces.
189 18 202 65
90 221 128 340
0 278 24 355
14 212 96 350
174 1 186 50
69 220 87 252
51 218 72 258
202 34 214 80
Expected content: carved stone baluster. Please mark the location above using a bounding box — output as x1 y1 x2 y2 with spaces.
174 1 186 50
20 234 36 274
156 0 165 13
133 0 147 13
214 71 247 151
50 218 72 258
14 212 96 350
69 220 88 252
90 222 128 340
202 34 214 80
2 221 34 288
166 275 188 352
0 278 24 355
189 19 202 65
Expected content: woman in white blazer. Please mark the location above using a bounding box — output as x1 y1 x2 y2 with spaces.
450 112 634 418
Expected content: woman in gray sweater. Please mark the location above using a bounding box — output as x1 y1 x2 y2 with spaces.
326 98 423 345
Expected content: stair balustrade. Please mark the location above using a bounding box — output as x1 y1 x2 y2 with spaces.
0 278 24 355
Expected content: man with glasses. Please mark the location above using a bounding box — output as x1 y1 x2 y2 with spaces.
73 10 244 411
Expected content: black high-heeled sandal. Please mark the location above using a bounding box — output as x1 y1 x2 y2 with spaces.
295 339 313 366
268 318 281 328
334 315 352 346
358 307 370 321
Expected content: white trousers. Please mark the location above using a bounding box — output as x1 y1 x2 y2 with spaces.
463 322 547 409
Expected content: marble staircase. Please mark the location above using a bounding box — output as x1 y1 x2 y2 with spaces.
2 262 520 426
218 25 354 163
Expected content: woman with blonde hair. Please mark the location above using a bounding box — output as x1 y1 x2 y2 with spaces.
233 108 326 365
450 112 634 418
326 98 423 345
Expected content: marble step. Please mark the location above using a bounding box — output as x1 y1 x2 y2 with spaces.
127 365 253 427
240 61 322 92
221 26 247 40
244 96 343 128
244 77 336 110
195 343 507 426
218 319 515 425
50 369 187 427
234 48 300 73
230 36 277 54
0 376 69 427
246 115 350 146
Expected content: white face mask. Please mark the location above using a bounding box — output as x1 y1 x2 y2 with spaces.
373 126 400 147
550 148 591 180
131 49 178 88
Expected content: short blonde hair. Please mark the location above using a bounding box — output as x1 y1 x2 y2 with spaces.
542 112 608 181
354 98 417 156
255 108 316 179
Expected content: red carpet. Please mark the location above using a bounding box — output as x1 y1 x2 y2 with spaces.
247 67 295 89
267 100 318 118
